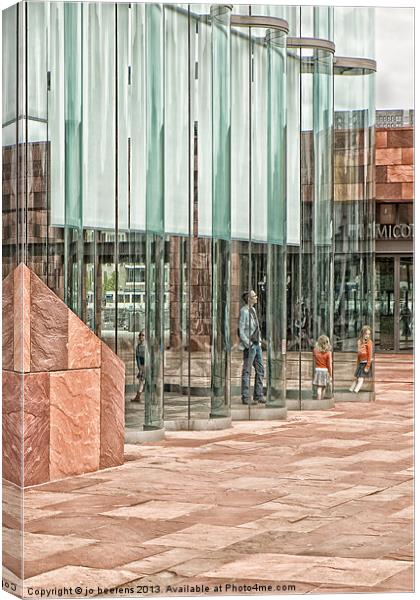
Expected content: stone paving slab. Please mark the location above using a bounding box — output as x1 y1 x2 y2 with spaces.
2 356 414 596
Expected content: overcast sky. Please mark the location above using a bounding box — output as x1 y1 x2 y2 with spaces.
375 7 414 110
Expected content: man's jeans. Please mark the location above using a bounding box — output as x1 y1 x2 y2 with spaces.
241 343 264 401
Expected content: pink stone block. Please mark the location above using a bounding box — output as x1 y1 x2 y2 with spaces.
387 128 413 148
50 369 101 480
2 270 14 370
387 165 414 183
2 370 23 486
402 148 414 165
100 342 125 469
376 148 402 166
68 311 101 370
30 270 68 372
14 263 31 373
375 183 403 200
402 183 414 200
375 131 387 148
24 372 50 486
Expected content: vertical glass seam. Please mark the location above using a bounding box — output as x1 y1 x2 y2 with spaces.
187 4 192 427
247 17 252 417
115 3 119 354
24 0 28 266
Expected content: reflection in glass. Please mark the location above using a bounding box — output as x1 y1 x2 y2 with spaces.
163 5 190 424
375 258 394 351
2 4 18 279
210 5 231 418
333 7 375 398
266 28 287 406
144 3 164 430
2 2 380 433
300 46 334 402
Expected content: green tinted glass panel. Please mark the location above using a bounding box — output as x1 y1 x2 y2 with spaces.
267 31 286 245
64 2 82 229
145 4 164 234
211 5 231 240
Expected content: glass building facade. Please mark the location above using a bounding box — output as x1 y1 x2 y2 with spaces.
2 3 376 435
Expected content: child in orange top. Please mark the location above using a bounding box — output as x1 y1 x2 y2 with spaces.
349 325 373 393
313 335 333 401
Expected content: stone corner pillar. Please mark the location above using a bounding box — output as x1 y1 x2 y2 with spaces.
2 263 125 488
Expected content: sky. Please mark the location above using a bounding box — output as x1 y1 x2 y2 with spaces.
375 7 414 110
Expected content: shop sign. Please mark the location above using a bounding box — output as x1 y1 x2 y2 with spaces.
375 223 414 240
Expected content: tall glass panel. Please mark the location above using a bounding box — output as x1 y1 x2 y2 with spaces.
117 3 130 233
2 4 18 278
314 6 334 41
64 1 83 316
82 2 116 230
300 46 334 406
130 3 146 232
163 5 190 424
123 232 147 431
249 29 268 414
144 4 164 430
230 15 288 419
266 27 287 409
334 7 375 59
26 2 48 282
116 3 133 419
257 4 299 37
125 3 148 431
210 4 231 418
230 23 250 412
285 46 301 405
47 2 66 302
334 7 375 400
190 5 212 421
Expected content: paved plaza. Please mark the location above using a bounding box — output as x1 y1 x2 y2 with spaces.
3 355 414 596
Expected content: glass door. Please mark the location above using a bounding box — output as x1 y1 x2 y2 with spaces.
399 257 413 351
375 256 414 352
375 257 395 351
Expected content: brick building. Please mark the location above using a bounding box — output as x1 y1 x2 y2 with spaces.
375 111 414 352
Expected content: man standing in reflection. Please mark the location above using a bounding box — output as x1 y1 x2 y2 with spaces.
238 290 266 405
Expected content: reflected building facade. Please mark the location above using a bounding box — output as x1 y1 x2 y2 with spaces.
2 3 377 436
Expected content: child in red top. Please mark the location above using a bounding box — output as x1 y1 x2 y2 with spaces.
313 335 333 401
349 325 373 393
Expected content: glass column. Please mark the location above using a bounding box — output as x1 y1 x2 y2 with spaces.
47 1 66 303
123 3 147 431
300 44 334 407
334 7 376 401
190 5 213 422
266 27 287 409
144 4 164 430
2 3 19 278
163 5 190 425
230 11 288 420
249 26 268 416
26 2 49 282
64 1 83 316
230 17 250 415
285 45 301 405
210 4 231 418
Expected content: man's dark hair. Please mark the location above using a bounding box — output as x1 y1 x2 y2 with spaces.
242 290 250 304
